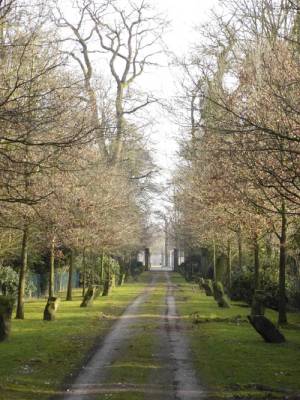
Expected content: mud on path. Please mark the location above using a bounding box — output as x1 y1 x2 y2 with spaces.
58 272 205 400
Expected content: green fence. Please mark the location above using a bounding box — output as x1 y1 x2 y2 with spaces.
28 270 80 298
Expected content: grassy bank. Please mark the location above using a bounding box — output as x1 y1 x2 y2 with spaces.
171 273 300 399
0 273 152 400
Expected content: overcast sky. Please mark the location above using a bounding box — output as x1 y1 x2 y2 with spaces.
139 0 219 186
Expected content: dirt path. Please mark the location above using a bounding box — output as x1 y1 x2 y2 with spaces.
59 272 205 400
164 272 205 399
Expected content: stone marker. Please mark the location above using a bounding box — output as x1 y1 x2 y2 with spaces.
202 279 214 296
212 281 231 308
198 277 205 290
248 315 286 343
80 285 102 307
43 297 60 321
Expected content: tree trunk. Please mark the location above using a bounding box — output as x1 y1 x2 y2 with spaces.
102 261 112 296
144 248 150 270
254 234 260 290
16 225 29 320
113 84 124 162
66 249 74 301
227 240 232 291
213 238 217 281
82 248 87 298
278 204 288 325
49 237 55 298
100 252 104 283
237 227 243 270
119 273 126 286
173 248 179 271
88 87 107 158
0 296 14 341
164 218 169 268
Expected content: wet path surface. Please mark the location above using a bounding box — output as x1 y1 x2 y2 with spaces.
60 272 205 400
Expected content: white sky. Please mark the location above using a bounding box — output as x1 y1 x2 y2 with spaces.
139 0 219 187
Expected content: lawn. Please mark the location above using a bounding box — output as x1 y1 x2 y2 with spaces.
0 273 152 400
171 273 300 399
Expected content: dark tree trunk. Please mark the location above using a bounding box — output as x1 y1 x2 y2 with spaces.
49 237 55 298
0 296 14 342
227 241 232 291
164 219 169 268
0 296 14 341
251 290 265 316
213 238 217 281
144 248 150 270
251 235 262 317
100 252 104 283
173 248 179 271
102 261 112 296
118 256 126 286
254 234 260 290
16 226 29 320
66 249 74 301
237 227 243 270
82 248 87 298
278 204 287 325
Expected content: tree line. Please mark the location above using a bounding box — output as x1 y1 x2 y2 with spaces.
0 0 164 321
172 0 300 325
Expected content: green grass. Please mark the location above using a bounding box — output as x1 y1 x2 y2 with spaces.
171 273 300 399
0 273 152 400
7 271 297 400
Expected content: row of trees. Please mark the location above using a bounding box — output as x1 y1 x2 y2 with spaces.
0 0 163 319
172 0 300 325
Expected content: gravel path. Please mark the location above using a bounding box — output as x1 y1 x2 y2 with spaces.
59 272 205 400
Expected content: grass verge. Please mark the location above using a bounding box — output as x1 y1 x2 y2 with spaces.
171 273 300 400
0 273 152 400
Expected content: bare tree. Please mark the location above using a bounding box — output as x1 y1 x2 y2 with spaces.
53 0 166 163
